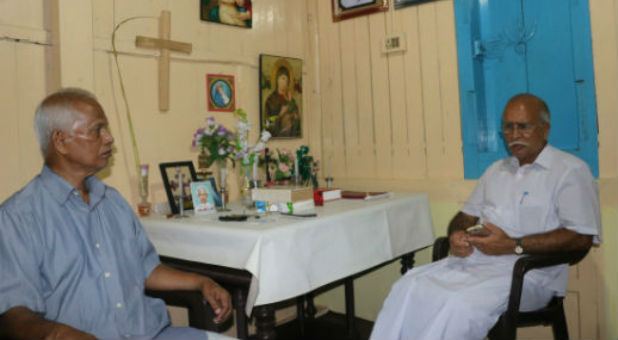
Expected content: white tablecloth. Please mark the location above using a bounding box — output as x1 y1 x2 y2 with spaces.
141 192 435 314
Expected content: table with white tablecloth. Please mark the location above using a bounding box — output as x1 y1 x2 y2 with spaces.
141 192 435 338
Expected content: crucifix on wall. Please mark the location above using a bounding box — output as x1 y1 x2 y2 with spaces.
135 10 192 112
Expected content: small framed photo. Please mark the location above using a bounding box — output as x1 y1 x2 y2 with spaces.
190 181 217 214
206 176 223 207
332 0 389 22
207 74 235 112
159 161 197 214
200 0 252 28
259 54 303 139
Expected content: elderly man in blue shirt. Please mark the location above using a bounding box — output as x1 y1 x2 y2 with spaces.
0 88 233 339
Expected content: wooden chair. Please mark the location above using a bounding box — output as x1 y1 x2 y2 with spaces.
146 289 219 331
432 236 588 340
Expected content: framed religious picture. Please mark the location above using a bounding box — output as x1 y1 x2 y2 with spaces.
159 161 197 214
200 0 252 28
394 0 436 9
190 181 217 214
259 54 303 139
207 176 222 207
332 0 389 22
207 74 235 112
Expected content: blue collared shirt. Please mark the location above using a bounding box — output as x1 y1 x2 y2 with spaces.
0 166 169 339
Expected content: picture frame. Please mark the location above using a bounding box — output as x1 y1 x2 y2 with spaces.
190 181 217 214
332 0 389 22
159 161 197 214
207 74 235 112
207 176 222 207
259 54 303 139
200 0 252 28
394 0 436 9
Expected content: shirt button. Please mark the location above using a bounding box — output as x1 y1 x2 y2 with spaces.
116 302 123 308
95 243 101 248
104 272 111 278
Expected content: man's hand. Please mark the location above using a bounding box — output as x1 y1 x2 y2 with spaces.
449 230 473 257
468 222 515 255
145 264 233 324
199 278 232 324
0 306 96 340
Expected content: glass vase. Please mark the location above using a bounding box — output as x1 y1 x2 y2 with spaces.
216 159 230 211
137 164 151 216
239 164 252 208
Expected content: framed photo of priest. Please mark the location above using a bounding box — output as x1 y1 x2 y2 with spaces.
200 0 252 28
159 161 197 214
332 0 389 22
207 74 235 112
259 54 303 139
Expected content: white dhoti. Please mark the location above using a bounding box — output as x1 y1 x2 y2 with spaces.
370 250 554 340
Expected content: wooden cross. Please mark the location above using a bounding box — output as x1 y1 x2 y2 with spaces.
135 10 192 112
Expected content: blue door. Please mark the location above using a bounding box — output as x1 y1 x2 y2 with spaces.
455 0 598 178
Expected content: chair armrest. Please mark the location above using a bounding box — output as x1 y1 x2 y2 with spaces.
432 236 450 262
505 248 589 317
512 249 589 281
146 289 218 331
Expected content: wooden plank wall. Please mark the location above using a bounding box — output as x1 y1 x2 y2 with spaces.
309 0 464 184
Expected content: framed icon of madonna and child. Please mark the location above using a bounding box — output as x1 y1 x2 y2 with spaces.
200 0 252 28
207 74 235 112
259 54 303 139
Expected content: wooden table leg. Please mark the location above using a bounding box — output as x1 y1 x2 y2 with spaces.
344 279 359 339
296 296 306 337
400 251 416 274
233 288 249 339
254 305 276 339
305 292 316 320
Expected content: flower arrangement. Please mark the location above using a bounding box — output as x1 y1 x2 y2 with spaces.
192 117 236 166
233 108 271 168
259 148 295 182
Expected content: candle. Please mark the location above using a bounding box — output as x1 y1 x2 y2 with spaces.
252 161 258 181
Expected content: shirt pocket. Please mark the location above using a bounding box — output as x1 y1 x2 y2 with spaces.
518 198 547 236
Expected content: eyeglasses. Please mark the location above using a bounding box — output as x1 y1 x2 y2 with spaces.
70 124 112 141
501 122 538 134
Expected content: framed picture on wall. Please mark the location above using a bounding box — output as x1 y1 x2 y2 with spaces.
259 54 303 139
394 0 436 9
207 74 235 112
159 161 197 214
200 0 252 28
332 0 389 22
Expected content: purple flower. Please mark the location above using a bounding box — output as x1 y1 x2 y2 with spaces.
218 147 226 155
206 117 215 126
217 126 227 136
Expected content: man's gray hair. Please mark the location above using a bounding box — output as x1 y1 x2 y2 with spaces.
539 106 550 125
508 93 551 125
34 88 99 156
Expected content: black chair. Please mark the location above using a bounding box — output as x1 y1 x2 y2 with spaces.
146 289 220 331
432 236 589 340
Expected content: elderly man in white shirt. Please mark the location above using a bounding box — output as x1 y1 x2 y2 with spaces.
370 93 601 340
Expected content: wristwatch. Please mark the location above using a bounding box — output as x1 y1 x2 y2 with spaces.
514 238 524 255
